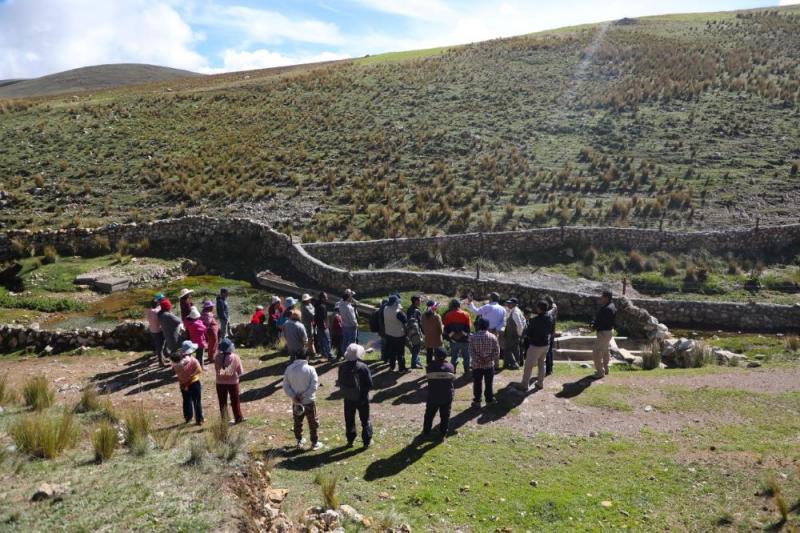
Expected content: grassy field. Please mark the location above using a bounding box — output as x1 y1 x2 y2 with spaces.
1 6 799 239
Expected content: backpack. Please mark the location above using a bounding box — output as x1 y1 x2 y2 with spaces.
405 316 423 346
369 309 381 333
340 363 362 402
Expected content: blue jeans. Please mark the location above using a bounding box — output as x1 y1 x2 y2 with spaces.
450 341 469 371
181 380 204 424
410 344 422 367
342 326 358 355
316 329 332 359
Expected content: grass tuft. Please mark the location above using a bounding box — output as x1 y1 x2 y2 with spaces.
0 376 18 405
92 421 119 462
186 437 208 466
642 342 662 370
74 385 102 413
22 375 54 411
123 404 152 456
10 408 78 459
206 414 246 462
313 472 340 510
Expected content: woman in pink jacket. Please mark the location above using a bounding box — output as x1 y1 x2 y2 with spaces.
215 338 245 424
185 306 207 369
200 300 220 365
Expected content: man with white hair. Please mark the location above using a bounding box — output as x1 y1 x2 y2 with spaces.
337 343 374 447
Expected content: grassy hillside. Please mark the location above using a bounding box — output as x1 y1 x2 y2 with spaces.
0 7 798 241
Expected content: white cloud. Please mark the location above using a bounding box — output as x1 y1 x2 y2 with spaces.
201 48 348 74
350 0 453 19
778 0 800 5
0 0 207 79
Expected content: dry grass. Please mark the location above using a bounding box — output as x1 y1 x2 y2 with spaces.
10 408 79 459
74 385 102 413
123 404 152 456
206 414 246 462
313 472 340 510
22 375 54 411
92 421 119 462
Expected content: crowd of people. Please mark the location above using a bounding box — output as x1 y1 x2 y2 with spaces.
145 285 616 445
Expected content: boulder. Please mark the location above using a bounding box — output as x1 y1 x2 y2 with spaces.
31 482 70 502
712 348 747 365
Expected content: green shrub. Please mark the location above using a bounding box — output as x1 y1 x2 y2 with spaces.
0 292 86 313
22 375 54 411
632 272 680 294
627 250 645 273
41 245 58 265
92 421 119 462
642 343 662 370
582 246 598 265
10 409 79 459
662 259 678 277
92 235 111 254
313 472 340 510
677 340 713 368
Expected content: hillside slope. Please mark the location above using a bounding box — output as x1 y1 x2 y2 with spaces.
0 63 201 99
0 6 798 240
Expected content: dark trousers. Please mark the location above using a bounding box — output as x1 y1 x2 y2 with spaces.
546 336 555 375
472 367 495 403
150 331 165 364
195 347 205 366
293 401 319 444
216 383 243 423
385 336 406 371
344 398 372 445
425 347 437 367
181 380 204 424
423 400 452 436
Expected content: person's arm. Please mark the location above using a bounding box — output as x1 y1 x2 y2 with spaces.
467 301 482 314
397 310 407 324
236 356 243 376
469 339 478 367
435 314 443 335
302 368 319 402
300 324 308 344
282 372 296 399
491 335 500 362
362 366 373 391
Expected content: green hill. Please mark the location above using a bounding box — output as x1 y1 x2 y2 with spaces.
0 6 798 240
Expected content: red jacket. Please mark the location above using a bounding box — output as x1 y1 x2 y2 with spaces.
250 309 266 325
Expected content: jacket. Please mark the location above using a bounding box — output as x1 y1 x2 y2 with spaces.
301 303 316 333
383 303 407 338
331 312 343 336
505 306 526 338
443 309 471 342
250 309 266 325
469 330 500 369
147 307 161 333
526 313 553 347
186 318 207 349
405 304 422 346
159 310 182 352
216 296 229 321
215 352 243 385
337 360 373 402
593 303 616 332
340 301 358 328
283 320 308 354
283 359 319 404
172 355 201 389
426 359 455 404
421 311 443 348
268 303 284 325
314 302 329 330
201 311 219 356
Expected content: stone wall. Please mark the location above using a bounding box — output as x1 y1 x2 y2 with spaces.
302 224 800 267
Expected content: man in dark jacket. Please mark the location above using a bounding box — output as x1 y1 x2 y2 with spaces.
517 301 553 391
544 295 558 376
337 343 374 447
314 292 332 360
591 290 616 379
216 288 230 340
423 347 455 440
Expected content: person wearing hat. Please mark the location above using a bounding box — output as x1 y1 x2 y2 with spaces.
337 343 373 447
158 298 182 366
517 300 553 391
423 347 455 440
215 338 245 424
283 309 309 361
267 296 284 344
201 300 220 364
185 306 208 369
339 290 359 355
503 298 526 370
216 288 231 340
279 297 297 329
383 294 408 372
405 295 424 369
170 340 204 425
283 348 322 450
178 288 195 328
421 300 444 367
300 294 317 358
146 297 165 366
314 292 333 360
443 298 472 373
249 304 267 347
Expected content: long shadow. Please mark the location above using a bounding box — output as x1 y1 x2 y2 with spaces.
371 376 425 405
477 383 535 425
239 359 289 383
275 444 368 471
240 378 283 403
554 376 597 399
91 353 174 395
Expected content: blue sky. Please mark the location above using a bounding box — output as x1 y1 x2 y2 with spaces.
0 0 796 78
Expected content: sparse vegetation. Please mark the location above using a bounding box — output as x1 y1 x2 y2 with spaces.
92 421 119 462
642 342 662 370
10 408 79 459
74 385 102 413
22 375 54 411
313 472 340 510
123 404 152 456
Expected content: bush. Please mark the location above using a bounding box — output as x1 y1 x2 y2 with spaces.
0 376 18 405
123 405 152 455
642 343 662 370
74 386 101 413
22 375 54 411
186 437 208 466
0 292 86 313
314 472 340 510
207 414 246 462
785 335 799 352
662 259 678 277
10 409 79 459
678 340 713 368
583 246 598 265
627 250 645 273
92 421 119 462
92 235 111 254
41 245 58 265
632 272 680 294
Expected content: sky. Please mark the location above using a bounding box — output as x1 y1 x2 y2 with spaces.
0 0 797 79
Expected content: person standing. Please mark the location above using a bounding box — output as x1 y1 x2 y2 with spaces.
249 305 267 347
283 309 309 361
214 338 244 424
503 298 526 370
267 296 284 344
283 350 323 450
371 298 388 364
314 292 333 360
147 298 165 367
383 294 408 372
591 290 616 379
339 289 359 355
158 298 182 366
544 295 558 376
469 318 500 407
178 288 194 329
467 292 506 370
423 347 455 440
300 294 317 358
216 288 231 340
337 343 373 448
421 300 444 367
185 306 207 369
331 304 344 360
170 340 204 426
200 300 220 364
517 301 553 391
405 295 424 369
443 298 471 373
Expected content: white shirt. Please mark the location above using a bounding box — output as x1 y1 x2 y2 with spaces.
339 300 358 328
283 359 319 404
468 301 506 331
508 306 526 335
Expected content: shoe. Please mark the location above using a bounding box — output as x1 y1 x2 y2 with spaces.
296 438 306 448
411 364 423 369
312 442 324 451
363 441 371 448
545 370 552 376
345 440 354 448
534 381 544 390
184 418 192 424
604 367 610 375
486 398 497 405
593 372 605 379
471 400 481 408
195 420 205 426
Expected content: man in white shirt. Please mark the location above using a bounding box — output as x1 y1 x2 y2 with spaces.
467 292 506 334
283 351 323 450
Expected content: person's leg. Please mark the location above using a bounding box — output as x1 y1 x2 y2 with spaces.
344 399 357 445
511 337 522 368
425 348 434 367
503 337 516 369
380 337 387 363
306 402 320 445
484 367 495 402
423 401 436 434
449 342 458 370
472 369 483 404
439 402 451 437
321 330 332 359
195 347 204 368
536 346 546 387
216 383 228 419
397 341 407 371
293 408 304 443
181 387 192 422
458 342 470 372
191 381 204 424
410 343 421 368
546 336 555 375
230 384 244 423
520 346 536 389
358 401 372 446
592 334 605 377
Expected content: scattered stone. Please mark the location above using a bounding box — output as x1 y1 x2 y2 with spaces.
378 491 390 500
267 488 288 504
643 405 653 412
600 500 613 509
747 361 763 368
338 504 363 523
31 482 70 502
588 431 598 438
530 480 538 488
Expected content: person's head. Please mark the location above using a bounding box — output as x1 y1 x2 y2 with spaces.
219 338 235 355
600 290 613 305
160 298 173 312
271 296 281 306
523 307 533 318
489 292 501 303
188 306 201 320
285 297 297 308
449 298 461 311
150 298 160 309
544 295 554 308
388 294 400 306
301 293 312 304
290 309 301 321
345 343 365 362
219 288 228 298
535 300 548 314
294 350 308 361
256 304 264 312
425 300 438 312
318 291 328 303
202 300 214 312
506 297 518 308
411 294 421 306
179 288 193 300
177 340 197 357
344 288 355 301
475 317 490 331
433 347 447 360
154 292 165 302
169 352 182 363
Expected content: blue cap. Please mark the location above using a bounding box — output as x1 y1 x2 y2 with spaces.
219 338 235 354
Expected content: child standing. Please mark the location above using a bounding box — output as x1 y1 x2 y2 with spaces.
215 338 245 424
170 340 204 425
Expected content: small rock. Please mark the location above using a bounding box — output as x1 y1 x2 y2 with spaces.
600 500 613 509
31 482 69 502
267 488 288 504
378 491 390 500
460 485 470 493
747 361 762 368
580 363 591 368
339 504 363 523
589 431 598 437
530 480 538 487
644 405 653 412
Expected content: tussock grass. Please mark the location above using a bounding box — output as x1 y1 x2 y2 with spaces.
206 414 246 462
92 421 119 462
642 342 662 370
22 375 54 411
10 408 78 459
785 335 799 352
186 437 208 466
123 404 152 456
153 427 185 450
313 472 340 510
0 376 18 405
74 385 101 413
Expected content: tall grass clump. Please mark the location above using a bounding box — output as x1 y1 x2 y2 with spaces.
92 421 119 462
41 245 58 265
642 342 662 370
10 408 78 459
785 335 799 352
680 340 714 368
123 405 152 456
0 376 18 405
313 472 340 510
22 375 54 411
185 437 208 466
74 386 101 413
206 414 246 462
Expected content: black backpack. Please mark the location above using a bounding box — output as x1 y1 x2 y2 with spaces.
340 363 362 401
369 309 381 333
